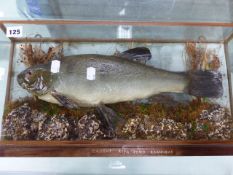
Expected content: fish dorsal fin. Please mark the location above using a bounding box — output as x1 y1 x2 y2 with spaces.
117 47 152 63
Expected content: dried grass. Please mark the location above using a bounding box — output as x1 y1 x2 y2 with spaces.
19 42 63 67
185 36 221 71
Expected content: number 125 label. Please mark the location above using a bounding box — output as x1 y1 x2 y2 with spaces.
6 26 23 37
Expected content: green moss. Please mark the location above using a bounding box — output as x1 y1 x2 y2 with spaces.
188 121 197 139
139 104 149 114
202 123 209 132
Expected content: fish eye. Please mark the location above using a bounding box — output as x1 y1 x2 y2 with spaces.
24 70 33 82
26 70 33 77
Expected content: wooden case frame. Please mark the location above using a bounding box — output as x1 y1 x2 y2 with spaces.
1 20 233 156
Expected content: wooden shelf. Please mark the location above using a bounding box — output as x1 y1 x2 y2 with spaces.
1 140 233 156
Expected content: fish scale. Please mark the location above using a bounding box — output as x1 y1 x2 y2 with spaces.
42 54 188 106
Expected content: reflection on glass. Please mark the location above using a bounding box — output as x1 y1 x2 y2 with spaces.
117 25 132 39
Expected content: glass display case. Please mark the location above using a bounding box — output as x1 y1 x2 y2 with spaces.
0 0 233 156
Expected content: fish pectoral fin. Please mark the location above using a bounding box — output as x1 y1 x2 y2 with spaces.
96 104 124 138
117 47 152 64
51 90 78 109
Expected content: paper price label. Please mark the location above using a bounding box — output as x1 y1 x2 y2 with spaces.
86 67 96 80
6 26 23 38
51 60 60 73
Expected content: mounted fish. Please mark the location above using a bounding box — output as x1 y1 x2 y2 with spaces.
17 47 223 135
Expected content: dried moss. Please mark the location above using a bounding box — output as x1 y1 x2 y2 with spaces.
109 98 214 124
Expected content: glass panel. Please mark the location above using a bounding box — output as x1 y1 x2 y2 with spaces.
1 0 233 143
0 0 232 23
0 30 11 137
227 38 233 107
4 23 233 42
2 40 231 141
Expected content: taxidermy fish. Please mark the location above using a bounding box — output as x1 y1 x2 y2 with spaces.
17 47 223 134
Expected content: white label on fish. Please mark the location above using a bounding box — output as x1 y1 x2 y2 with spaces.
86 67 96 80
51 60 60 73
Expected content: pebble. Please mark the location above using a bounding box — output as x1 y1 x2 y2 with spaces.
77 114 106 140
37 114 71 140
122 116 187 140
3 103 33 140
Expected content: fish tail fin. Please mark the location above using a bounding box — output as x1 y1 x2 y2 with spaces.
188 70 223 98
